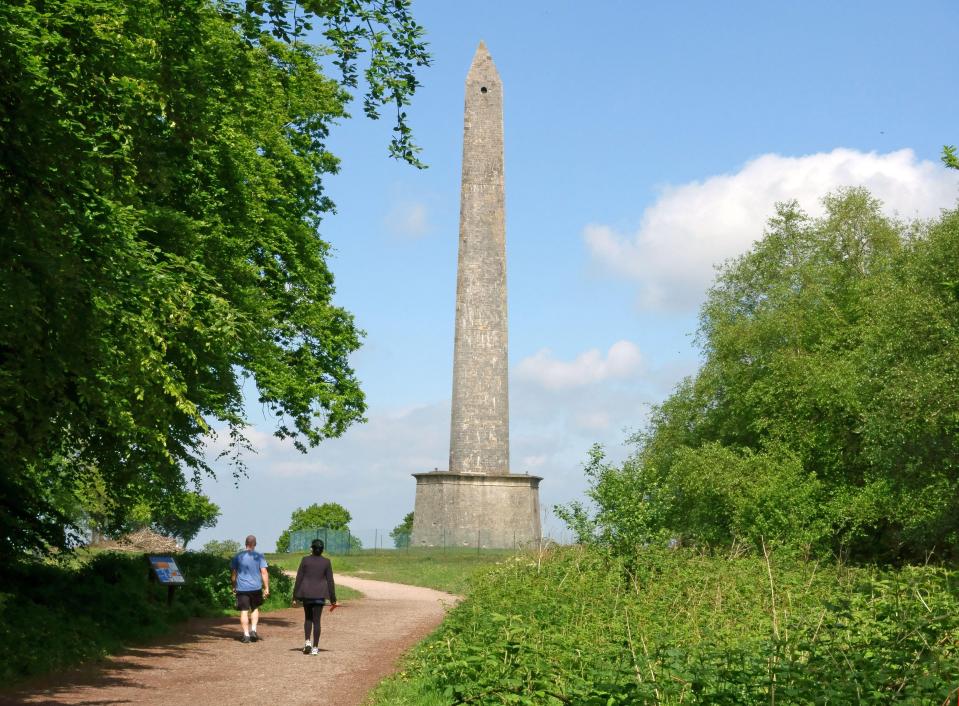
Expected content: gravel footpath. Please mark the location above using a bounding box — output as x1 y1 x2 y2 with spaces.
4 575 458 706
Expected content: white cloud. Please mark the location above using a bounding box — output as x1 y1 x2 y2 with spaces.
194 348 686 550
573 410 611 431
515 340 644 390
194 402 450 550
268 459 333 478
385 200 430 238
585 148 959 310
194 367 661 549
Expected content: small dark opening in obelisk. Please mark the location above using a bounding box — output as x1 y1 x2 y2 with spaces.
409 41 542 550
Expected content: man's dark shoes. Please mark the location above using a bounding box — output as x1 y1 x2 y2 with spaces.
250 630 259 642
240 635 251 644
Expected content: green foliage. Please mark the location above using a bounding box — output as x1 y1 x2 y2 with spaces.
375 547 959 705
0 0 430 560
200 538 241 556
265 563 293 603
390 511 414 548
0 550 292 685
150 491 220 547
943 145 959 170
275 501 352 552
560 190 959 561
285 526 363 553
556 444 671 555
666 443 828 551
302 0 431 166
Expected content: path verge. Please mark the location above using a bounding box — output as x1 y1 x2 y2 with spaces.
4 575 458 706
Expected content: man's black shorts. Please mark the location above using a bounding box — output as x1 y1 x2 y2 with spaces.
236 590 264 611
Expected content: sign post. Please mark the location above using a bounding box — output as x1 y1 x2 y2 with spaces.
147 555 187 605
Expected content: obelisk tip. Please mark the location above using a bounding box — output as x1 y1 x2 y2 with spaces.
467 40 499 82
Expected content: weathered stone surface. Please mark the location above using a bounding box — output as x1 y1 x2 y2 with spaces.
449 41 509 475
411 42 541 550
411 471 541 548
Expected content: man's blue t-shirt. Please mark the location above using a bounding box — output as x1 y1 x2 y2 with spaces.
231 550 268 591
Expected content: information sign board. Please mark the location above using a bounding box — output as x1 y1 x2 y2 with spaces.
148 556 186 585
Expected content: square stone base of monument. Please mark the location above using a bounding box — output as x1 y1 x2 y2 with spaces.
410 471 542 550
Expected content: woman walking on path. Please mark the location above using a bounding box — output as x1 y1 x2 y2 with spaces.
293 539 337 655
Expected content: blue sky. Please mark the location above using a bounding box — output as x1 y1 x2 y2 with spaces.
194 1 959 550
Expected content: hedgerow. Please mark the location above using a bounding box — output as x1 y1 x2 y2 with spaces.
1 551 291 684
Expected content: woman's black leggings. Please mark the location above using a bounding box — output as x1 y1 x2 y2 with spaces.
302 601 324 647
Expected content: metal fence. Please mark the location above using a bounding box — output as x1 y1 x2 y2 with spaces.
285 527 574 553
286 528 360 554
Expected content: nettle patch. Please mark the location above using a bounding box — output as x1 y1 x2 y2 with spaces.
391 547 959 705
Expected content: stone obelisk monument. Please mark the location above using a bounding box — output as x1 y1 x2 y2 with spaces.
449 39 510 477
410 42 541 549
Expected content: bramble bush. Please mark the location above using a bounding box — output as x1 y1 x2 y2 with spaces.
180 552 291 611
377 547 959 705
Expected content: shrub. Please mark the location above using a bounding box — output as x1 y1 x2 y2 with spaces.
199 538 241 556
0 550 291 685
667 442 829 552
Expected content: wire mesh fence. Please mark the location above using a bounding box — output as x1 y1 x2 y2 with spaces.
284 527 574 554
286 528 360 554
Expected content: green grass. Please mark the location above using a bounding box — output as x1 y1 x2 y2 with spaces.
329 584 362 601
267 548 514 594
366 675 448 706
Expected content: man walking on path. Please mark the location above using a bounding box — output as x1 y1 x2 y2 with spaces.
230 534 270 643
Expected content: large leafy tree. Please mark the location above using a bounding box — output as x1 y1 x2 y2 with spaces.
150 491 221 548
562 187 959 561
0 0 429 559
275 501 351 552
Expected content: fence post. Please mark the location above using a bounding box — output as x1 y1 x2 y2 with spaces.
476 529 480 555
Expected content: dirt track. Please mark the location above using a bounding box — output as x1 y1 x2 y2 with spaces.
4 575 457 706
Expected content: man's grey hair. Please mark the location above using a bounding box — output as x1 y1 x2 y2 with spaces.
245 534 257 548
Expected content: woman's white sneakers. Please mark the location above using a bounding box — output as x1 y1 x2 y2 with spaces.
311 647 319 655
303 641 311 654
